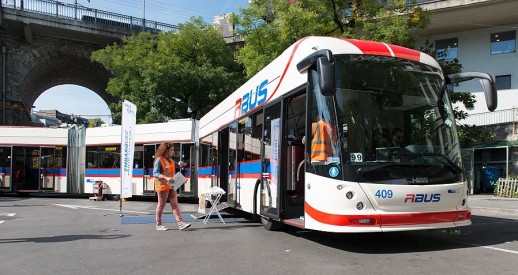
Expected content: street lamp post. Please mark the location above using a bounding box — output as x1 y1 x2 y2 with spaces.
143 0 146 31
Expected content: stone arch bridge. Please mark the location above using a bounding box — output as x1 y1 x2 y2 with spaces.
0 0 176 125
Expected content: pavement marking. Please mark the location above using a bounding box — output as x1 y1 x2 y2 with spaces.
455 240 518 255
481 245 518 255
53 204 151 215
0 213 16 216
0 213 15 225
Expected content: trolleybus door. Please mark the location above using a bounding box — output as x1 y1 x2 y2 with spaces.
178 143 196 197
227 122 238 207
216 127 230 204
39 147 56 191
143 144 156 194
0 146 12 191
13 146 39 191
260 102 282 219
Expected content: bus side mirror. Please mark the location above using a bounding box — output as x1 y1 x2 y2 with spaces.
317 56 336 96
479 78 497 112
297 49 336 96
447 72 498 112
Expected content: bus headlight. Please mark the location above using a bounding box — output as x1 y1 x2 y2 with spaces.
356 202 364 210
346 191 353 199
337 185 343 190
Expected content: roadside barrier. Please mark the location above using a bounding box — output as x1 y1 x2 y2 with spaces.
494 178 518 198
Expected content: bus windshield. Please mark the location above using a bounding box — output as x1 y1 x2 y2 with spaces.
309 55 463 185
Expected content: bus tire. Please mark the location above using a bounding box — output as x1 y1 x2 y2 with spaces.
261 216 283 231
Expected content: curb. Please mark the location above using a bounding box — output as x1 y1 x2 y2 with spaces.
470 207 518 217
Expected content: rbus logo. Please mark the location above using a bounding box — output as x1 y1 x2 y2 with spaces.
235 79 268 117
404 193 441 203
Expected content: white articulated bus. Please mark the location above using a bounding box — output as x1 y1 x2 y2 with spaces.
0 119 197 198
197 36 497 232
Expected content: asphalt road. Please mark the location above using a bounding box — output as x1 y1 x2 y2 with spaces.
1 195 517 275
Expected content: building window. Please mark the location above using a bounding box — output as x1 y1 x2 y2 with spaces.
435 38 458 60
490 31 516 55
495 75 511 90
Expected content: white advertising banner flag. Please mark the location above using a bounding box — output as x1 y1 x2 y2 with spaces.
120 100 137 198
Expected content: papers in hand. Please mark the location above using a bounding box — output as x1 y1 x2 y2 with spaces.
168 172 188 190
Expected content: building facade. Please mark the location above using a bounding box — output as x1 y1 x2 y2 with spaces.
417 0 518 192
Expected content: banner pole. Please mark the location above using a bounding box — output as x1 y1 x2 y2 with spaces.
105 100 137 217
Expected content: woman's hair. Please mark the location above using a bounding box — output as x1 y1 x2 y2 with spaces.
155 143 172 159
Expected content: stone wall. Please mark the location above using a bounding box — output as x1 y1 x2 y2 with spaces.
0 13 117 125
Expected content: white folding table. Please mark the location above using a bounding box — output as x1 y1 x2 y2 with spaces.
202 186 226 224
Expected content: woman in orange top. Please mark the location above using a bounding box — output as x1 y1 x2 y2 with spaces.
153 143 191 231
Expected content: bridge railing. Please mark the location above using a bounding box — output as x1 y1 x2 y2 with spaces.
1 0 177 33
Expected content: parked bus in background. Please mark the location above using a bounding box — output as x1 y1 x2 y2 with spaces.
0 126 69 195
85 119 197 199
0 119 197 199
197 36 497 232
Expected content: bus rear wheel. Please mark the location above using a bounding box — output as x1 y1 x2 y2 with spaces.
261 216 283 231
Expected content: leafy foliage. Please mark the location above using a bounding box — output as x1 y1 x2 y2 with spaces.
88 118 105 128
91 18 245 123
233 0 430 77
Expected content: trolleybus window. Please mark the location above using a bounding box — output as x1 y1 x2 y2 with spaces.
308 55 463 185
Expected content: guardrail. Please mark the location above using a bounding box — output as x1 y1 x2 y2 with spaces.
1 0 177 33
460 108 518 126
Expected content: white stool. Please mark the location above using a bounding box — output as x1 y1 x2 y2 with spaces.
202 187 226 224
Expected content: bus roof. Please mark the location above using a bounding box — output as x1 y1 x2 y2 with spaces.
199 36 440 138
86 119 194 146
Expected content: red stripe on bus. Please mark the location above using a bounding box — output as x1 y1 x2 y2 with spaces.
344 39 392 57
389 44 421 62
344 39 421 62
264 36 311 104
305 201 470 226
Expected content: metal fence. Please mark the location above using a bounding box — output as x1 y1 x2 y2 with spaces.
460 108 518 126
1 0 177 33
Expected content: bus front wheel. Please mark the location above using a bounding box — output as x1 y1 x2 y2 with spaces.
261 216 283 231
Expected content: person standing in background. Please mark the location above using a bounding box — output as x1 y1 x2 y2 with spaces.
391 128 404 148
153 143 191 231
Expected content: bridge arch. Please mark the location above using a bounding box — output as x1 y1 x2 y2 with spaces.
18 43 116 112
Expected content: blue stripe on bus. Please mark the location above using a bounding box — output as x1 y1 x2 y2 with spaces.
85 168 191 177
198 160 267 177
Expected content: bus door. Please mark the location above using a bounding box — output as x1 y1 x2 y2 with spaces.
217 129 229 202
178 143 196 197
143 144 156 194
210 131 219 188
260 102 282 220
39 147 56 191
283 93 306 221
227 122 238 207
13 146 39 191
0 146 12 191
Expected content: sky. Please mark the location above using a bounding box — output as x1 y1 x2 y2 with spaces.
34 0 249 124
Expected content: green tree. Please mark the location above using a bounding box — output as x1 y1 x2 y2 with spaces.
91 18 245 123
233 0 429 77
88 118 105 128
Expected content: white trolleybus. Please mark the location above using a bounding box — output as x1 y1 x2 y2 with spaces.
0 119 197 199
197 36 497 232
